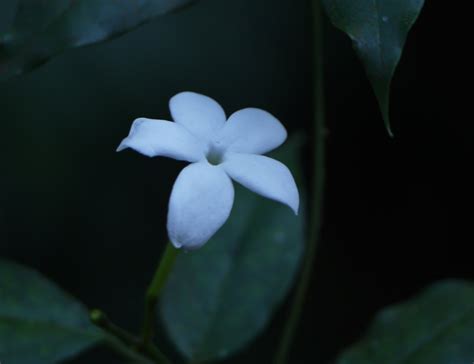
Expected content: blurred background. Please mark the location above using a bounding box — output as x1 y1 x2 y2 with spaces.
0 0 471 363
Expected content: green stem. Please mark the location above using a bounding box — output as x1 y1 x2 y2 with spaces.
91 309 157 364
103 335 155 364
91 242 179 364
91 309 140 346
274 0 325 363
141 243 179 346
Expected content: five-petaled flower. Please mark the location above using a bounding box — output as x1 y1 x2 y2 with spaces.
117 92 299 249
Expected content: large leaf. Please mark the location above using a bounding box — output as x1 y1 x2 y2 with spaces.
322 0 424 135
0 259 103 364
337 280 474 364
160 137 305 362
0 0 195 81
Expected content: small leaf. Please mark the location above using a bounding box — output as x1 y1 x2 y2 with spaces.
160 136 305 362
322 0 424 135
0 259 103 364
337 280 474 364
0 0 196 81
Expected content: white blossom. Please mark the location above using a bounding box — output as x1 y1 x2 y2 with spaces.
117 92 299 249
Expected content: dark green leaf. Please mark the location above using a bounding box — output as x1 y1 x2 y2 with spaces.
0 260 103 364
322 0 424 135
160 136 305 362
337 280 474 364
0 0 195 81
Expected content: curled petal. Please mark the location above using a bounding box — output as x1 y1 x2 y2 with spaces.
167 162 234 249
222 153 299 214
170 92 226 141
216 108 287 155
117 118 206 162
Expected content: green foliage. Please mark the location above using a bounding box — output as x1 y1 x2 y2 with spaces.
322 0 424 135
160 137 305 362
0 0 195 81
337 280 474 364
0 260 103 364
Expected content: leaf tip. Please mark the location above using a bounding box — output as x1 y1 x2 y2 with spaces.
385 120 395 138
377 91 394 138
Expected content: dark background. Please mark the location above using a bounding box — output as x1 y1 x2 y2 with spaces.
0 0 471 363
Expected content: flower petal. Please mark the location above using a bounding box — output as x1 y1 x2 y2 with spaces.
117 118 206 162
222 153 299 214
216 108 287 155
169 92 226 141
167 162 234 249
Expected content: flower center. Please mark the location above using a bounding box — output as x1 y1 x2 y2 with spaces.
206 143 225 165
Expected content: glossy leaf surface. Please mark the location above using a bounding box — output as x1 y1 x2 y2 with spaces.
322 0 424 134
0 0 195 80
0 260 102 364
338 280 474 364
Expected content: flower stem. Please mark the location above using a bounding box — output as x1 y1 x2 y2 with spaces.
103 336 155 364
91 309 168 364
91 243 179 364
141 243 179 346
91 309 140 346
274 0 325 363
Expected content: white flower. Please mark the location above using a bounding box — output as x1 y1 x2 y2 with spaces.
117 92 299 250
